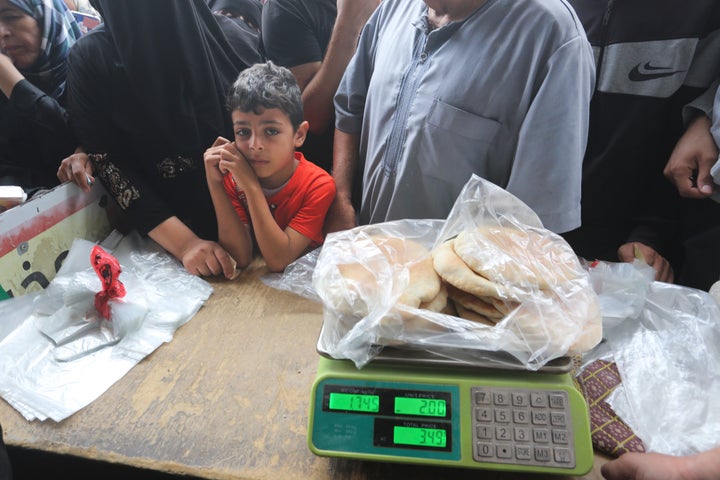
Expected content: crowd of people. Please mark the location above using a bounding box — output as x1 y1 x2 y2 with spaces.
1 0 720 479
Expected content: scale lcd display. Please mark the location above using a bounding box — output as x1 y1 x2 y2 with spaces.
394 397 446 417
374 418 452 451
322 385 452 420
393 425 447 448
328 392 380 413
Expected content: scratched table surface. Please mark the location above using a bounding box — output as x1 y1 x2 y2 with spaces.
0 259 610 480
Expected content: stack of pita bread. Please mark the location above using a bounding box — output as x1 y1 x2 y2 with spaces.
431 225 602 354
314 224 601 356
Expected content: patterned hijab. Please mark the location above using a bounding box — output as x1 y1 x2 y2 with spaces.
8 0 82 99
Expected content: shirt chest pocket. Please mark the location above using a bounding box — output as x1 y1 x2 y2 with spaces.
420 98 502 184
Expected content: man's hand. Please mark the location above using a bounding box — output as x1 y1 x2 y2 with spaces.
179 238 236 279
323 196 357 234
617 242 674 283
602 452 693 480
57 150 94 193
664 114 718 198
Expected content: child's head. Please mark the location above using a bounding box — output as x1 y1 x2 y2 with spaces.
227 61 304 131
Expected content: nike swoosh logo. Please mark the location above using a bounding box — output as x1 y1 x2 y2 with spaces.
628 62 685 81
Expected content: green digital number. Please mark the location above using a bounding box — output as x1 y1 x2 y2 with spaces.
393 426 447 448
328 392 380 413
394 397 447 417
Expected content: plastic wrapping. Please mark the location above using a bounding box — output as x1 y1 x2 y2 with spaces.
581 261 720 456
264 175 602 369
0 230 213 421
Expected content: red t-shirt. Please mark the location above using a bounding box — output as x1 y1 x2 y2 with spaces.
222 152 336 247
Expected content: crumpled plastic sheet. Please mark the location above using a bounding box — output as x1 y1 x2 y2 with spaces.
0 231 213 422
263 175 602 370
581 261 720 456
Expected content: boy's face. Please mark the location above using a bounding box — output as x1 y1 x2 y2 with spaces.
231 107 308 188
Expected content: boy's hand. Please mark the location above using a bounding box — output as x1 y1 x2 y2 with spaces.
204 136 231 185
219 142 258 189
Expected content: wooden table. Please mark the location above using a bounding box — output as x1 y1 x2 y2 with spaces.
0 259 610 480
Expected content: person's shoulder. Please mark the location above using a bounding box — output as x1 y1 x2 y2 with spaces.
507 0 586 38
70 25 113 60
265 0 335 16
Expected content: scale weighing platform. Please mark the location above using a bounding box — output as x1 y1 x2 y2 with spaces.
308 346 593 475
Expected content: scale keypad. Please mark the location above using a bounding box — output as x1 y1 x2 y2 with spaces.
471 387 575 468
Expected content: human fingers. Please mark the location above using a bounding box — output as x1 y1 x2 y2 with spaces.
215 248 238 280
665 115 717 198
616 243 636 263
600 454 640 480
71 162 94 191
694 161 716 196
57 154 93 192
211 136 230 148
663 155 704 198
648 253 674 283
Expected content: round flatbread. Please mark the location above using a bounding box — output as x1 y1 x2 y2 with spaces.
431 239 514 300
482 296 519 316
315 235 441 317
453 226 583 290
453 301 497 327
446 284 505 319
373 236 441 306
419 282 448 313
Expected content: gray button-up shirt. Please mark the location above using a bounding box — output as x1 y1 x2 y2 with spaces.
335 0 595 233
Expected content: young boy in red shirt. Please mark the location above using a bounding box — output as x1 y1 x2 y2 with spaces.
204 61 336 272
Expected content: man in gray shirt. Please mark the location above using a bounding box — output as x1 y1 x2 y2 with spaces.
326 0 595 234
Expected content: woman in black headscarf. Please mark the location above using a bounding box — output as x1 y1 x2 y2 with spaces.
207 0 263 57
58 0 257 278
0 0 81 197
207 0 262 33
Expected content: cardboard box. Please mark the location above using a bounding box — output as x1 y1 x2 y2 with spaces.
0 183 112 300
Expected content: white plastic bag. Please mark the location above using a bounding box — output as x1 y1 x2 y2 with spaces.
0 230 213 421
265 175 602 369
581 261 720 455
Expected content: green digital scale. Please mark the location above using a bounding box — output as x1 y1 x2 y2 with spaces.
308 345 593 475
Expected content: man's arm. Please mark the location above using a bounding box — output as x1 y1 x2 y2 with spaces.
324 129 361 233
290 0 380 135
601 447 720 480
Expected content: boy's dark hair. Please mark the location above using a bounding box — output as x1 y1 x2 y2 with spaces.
227 61 304 130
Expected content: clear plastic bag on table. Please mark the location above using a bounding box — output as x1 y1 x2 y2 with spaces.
264 175 602 369
606 282 720 455
577 259 720 455
0 230 213 422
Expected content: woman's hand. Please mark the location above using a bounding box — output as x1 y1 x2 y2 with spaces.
0 52 24 98
179 237 236 278
57 149 94 192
